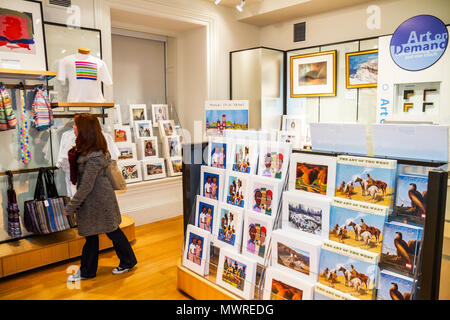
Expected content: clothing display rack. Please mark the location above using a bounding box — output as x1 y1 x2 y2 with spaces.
0 166 58 177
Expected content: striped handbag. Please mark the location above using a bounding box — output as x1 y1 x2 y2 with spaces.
30 87 53 131
24 168 76 235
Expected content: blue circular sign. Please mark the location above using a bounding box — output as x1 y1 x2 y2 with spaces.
390 15 448 71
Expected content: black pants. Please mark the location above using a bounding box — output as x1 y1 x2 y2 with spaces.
80 228 137 278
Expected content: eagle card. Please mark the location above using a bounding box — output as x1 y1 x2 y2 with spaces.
377 269 415 300
395 174 428 225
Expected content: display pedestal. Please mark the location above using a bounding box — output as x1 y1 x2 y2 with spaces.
177 263 240 300
0 215 135 278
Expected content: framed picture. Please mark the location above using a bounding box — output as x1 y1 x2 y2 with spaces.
136 137 158 160
216 247 257 300
277 131 301 149
205 100 249 137
117 159 142 184
162 135 182 158
271 229 322 283
200 166 225 201
158 119 176 137
207 137 230 170
246 175 282 217
230 139 259 175
257 141 292 181
133 120 153 139
241 211 274 265
113 125 132 144
182 224 211 276
151 104 169 127
224 171 249 209
111 104 122 125
0 0 47 70
288 153 337 197
167 157 183 176
345 49 378 89
290 50 336 97
282 190 331 241
263 267 314 300
212 203 244 251
116 143 137 161
141 158 166 180
129 104 147 125
195 195 218 234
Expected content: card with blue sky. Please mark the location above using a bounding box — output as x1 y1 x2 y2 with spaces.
200 165 225 202
195 195 218 235
212 203 244 252
205 100 249 137
224 171 250 209
377 269 415 300
182 224 211 276
207 137 231 170
230 139 259 175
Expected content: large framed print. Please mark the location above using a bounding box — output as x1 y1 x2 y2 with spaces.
117 143 137 161
129 104 147 125
200 166 225 201
289 153 337 197
216 247 257 300
263 267 314 300
346 49 378 89
212 203 244 251
246 175 281 217
271 229 321 283
282 190 331 241
137 137 158 160
151 104 169 127
133 120 153 139
141 158 166 180
224 171 249 209
195 196 218 234
207 137 230 170
0 0 47 70
230 139 259 175
182 224 211 276
167 157 182 176
118 159 142 184
158 119 176 137
205 100 249 137
290 50 336 98
257 141 291 181
241 211 274 265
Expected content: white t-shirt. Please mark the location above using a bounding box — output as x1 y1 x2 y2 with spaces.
57 53 113 102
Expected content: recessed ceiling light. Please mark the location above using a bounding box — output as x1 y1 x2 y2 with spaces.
214 0 222 5
236 0 246 12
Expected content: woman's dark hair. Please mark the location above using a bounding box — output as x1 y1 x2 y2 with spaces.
74 113 109 155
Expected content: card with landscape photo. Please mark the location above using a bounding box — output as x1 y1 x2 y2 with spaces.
182 224 211 276
335 155 397 207
282 190 331 240
377 269 415 300
395 174 428 224
263 267 314 300
141 158 166 180
212 203 244 252
117 143 137 161
246 175 282 216
216 247 257 300
271 229 321 283
241 211 274 265
195 195 218 234
329 198 388 254
257 141 291 181
200 166 225 202
380 221 423 275
167 157 183 176
318 240 378 300
289 153 336 197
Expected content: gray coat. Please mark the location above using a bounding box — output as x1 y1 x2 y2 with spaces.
64 151 122 237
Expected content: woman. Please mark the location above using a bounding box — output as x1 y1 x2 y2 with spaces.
65 113 137 281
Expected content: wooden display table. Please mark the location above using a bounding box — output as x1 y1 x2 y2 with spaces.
0 215 135 278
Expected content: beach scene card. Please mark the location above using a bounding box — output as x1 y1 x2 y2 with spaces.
282 190 331 240
182 224 211 276
216 248 257 300
335 156 397 207
205 100 249 137
263 267 314 300
195 195 218 234
271 229 321 283
377 269 415 300
257 141 292 181
242 211 274 265
247 175 281 216
318 240 378 300
200 166 225 202
212 203 244 252
329 198 388 254
230 140 259 175
395 174 428 224
224 172 249 209
289 153 336 197
381 221 423 275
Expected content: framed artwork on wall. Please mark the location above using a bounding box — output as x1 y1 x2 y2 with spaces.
151 104 169 127
141 158 166 180
290 50 336 97
346 49 378 89
0 0 48 70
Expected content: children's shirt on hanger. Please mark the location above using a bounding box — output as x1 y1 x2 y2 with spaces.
57 53 112 102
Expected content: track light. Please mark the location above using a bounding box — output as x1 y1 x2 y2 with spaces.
214 0 222 5
236 0 246 12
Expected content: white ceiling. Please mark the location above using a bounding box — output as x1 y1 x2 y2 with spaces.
203 0 262 8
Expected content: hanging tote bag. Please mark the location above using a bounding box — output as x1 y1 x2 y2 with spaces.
30 87 54 131
23 168 76 235
106 158 127 191
6 171 22 238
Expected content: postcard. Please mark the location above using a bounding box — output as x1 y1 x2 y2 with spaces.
230 139 259 175
207 137 230 170
200 166 225 202
117 159 142 183
241 211 274 265
195 195 218 234
224 171 249 209
182 224 211 276
377 269 415 300
395 174 428 224
314 283 359 300
205 100 249 137
141 158 166 180
263 267 314 300
246 175 282 216
212 203 244 252
257 141 292 181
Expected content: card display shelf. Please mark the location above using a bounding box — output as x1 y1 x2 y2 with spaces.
0 68 56 81
51 102 115 109
0 215 135 278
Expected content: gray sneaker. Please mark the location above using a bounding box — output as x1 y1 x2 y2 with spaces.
67 270 88 282
112 266 132 274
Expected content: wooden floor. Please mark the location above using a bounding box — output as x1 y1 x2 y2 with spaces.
0 216 191 300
